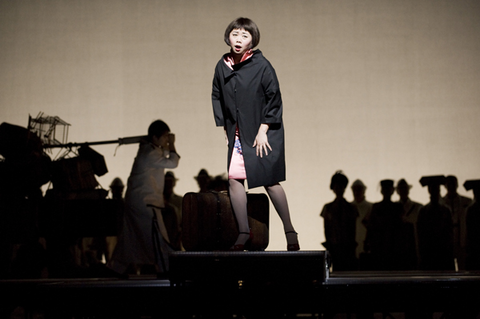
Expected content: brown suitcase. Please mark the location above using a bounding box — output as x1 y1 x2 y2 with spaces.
181 191 269 251
50 157 99 191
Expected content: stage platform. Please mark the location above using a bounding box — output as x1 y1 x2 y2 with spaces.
2 251 480 318
169 250 329 285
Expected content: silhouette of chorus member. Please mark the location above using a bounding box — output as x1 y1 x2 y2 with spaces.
107 120 180 276
417 175 454 271
194 169 211 193
163 171 183 251
208 173 229 192
81 178 126 267
212 17 299 251
321 171 358 271
464 179 480 270
349 179 372 261
364 179 410 270
110 177 125 200
396 178 423 269
441 175 473 270
102 177 125 262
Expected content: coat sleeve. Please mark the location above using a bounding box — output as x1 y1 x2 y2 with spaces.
261 64 283 125
143 145 180 169
212 64 225 127
160 152 180 169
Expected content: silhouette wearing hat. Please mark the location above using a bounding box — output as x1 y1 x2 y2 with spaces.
194 169 212 193
396 178 423 269
349 179 372 262
440 175 473 270
417 176 455 271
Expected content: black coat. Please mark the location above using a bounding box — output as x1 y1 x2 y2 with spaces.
212 50 285 188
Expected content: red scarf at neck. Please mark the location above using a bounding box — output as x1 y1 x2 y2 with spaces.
224 49 254 70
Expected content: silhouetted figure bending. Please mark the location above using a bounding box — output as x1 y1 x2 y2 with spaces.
417 176 455 271
321 171 358 271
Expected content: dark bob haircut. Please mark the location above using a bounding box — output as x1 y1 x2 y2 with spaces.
224 17 260 49
148 120 170 142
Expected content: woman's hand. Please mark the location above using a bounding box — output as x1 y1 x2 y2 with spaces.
253 124 272 158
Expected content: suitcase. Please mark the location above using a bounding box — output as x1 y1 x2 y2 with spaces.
181 191 269 251
50 157 99 191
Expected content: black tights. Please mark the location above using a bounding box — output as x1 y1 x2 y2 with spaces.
228 179 298 246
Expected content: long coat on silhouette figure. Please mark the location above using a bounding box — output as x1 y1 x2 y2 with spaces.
108 141 180 274
212 49 285 188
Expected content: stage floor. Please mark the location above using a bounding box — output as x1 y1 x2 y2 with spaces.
2 252 480 318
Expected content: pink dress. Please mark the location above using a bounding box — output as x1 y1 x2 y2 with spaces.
228 126 247 179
